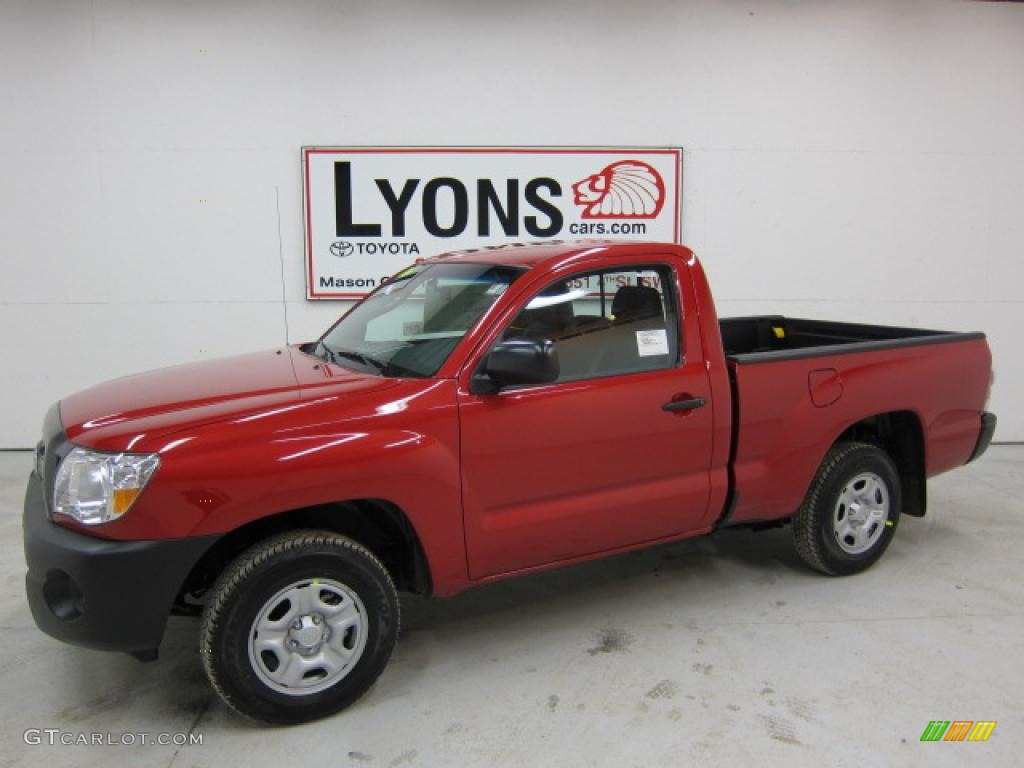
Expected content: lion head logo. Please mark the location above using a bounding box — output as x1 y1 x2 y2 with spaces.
572 160 666 219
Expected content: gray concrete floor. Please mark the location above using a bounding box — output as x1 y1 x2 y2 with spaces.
0 448 1021 767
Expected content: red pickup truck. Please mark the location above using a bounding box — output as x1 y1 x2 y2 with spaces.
24 241 995 723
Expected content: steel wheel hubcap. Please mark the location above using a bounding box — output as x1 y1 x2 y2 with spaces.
248 578 368 696
833 472 889 555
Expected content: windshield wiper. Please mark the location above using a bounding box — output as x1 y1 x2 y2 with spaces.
319 344 387 373
314 341 338 364
317 342 427 378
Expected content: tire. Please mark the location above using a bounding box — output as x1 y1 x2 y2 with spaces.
792 441 901 576
200 530 399 724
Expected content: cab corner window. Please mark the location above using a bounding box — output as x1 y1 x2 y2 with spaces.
501 265 680 382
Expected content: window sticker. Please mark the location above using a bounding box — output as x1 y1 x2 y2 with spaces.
636 329 670 356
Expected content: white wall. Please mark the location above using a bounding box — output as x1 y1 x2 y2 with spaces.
1 0 1021 447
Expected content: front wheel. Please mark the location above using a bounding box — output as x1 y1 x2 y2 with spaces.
793 441 902 576
200 530 399 724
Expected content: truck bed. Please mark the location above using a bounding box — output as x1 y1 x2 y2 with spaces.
719 316 985 364
718 315 991 527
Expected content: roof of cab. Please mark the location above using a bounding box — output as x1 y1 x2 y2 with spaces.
426 240 687 270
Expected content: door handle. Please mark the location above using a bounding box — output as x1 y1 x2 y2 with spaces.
662 397 706 413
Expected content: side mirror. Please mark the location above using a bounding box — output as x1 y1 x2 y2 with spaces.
473 339 560 393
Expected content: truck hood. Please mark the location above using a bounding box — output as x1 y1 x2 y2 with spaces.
60 346 400 452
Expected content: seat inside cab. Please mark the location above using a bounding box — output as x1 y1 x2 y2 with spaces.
503 279 676 380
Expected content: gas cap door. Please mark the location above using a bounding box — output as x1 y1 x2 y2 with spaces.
809 368 843 407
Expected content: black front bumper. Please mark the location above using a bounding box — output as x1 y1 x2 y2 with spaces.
23 470 218 660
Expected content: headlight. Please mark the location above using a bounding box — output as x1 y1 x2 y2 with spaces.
53 448 160 525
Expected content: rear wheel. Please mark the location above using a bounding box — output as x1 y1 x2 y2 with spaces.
793 441 901 575
200 530 398 724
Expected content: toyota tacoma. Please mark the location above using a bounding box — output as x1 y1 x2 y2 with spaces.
23 241 996 723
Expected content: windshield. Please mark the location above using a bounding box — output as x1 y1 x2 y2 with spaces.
315 262 524 378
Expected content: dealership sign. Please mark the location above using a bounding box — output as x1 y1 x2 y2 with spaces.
302 147 683 298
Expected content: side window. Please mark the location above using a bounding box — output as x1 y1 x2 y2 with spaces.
502 265 680 382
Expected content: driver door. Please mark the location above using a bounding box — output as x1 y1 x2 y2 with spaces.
458 261 714 580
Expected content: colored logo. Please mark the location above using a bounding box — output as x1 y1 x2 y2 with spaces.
330 240 354 258
920 721 997 742
572 160 666 219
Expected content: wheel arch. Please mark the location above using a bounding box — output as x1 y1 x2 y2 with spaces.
175 499 433 612
834 410 926 517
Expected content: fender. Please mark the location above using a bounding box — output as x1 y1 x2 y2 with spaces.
88 378 468 594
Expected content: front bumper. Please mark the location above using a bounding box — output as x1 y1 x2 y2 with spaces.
23 470 218 660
